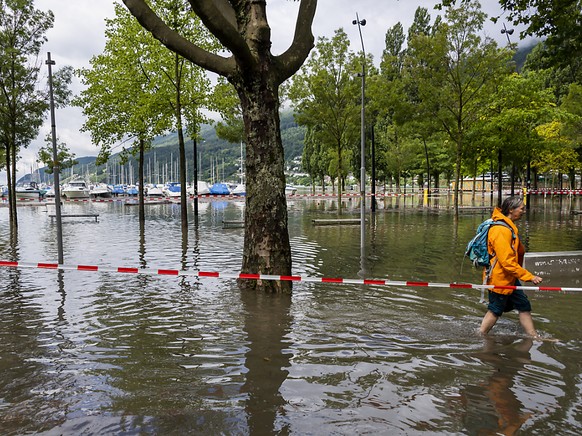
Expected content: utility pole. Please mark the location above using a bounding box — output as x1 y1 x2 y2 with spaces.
46 52 63 264
352 13 367 256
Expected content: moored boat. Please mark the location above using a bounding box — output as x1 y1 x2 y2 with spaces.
62 180 90 199
164 182 181 199
230 184 246 196
125 185 139 196
109 184 126 197
145 184 164 197
187 181 210 196
90 183 112 198
209 182 231 195
15 182 44 200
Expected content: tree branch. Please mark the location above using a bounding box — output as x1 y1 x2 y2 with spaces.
275 0 317 82
122 0 235 76
187 0 256 68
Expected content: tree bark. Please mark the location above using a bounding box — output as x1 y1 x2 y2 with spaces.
236 77 292 293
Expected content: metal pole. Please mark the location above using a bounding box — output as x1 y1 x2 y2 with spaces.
193 137 198 218
371 125 376 212
353 13 366 257
46 52 63 264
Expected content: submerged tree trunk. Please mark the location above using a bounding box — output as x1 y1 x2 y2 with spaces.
237 79 291 293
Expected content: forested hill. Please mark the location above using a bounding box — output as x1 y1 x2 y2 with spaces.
24 111 305 184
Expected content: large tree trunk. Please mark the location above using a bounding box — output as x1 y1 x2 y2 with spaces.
237 80 292 293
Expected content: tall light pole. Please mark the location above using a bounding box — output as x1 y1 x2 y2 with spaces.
501 23 514 45
46 52 64 264
352 13 366 255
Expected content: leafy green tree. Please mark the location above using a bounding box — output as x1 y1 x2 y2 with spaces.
76 2 215 230
37 135 77 174
371 8 450 195
212 78 245 145
288 29 360 210
533 119 580 188
439 0 582 81
301 125 329 192
0 0 72 228
76 3 171 225
404 0 510 215
122 0 317 292
523 42 580 102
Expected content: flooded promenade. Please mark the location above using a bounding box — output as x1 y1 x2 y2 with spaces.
1 194 581 434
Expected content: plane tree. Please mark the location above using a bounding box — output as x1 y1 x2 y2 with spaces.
287 28 360 210
75 3 173 227
0 0 72 228
76 2 216 232
122 0 317 293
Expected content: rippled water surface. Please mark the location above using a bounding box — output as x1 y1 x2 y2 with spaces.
1 195 581 435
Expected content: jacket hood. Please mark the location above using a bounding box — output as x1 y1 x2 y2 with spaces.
491 207 519 235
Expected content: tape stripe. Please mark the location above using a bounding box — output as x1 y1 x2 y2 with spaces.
1 260 581 292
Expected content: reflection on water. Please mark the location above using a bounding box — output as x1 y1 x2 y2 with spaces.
0 196 581 434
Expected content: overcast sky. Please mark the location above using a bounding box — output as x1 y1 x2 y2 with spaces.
5 0 524 183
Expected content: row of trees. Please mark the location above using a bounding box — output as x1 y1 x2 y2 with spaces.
287 0 581 216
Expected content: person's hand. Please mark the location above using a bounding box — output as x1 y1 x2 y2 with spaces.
531 276 543 285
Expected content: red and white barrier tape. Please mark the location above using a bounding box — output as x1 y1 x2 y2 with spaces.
1 260 580 293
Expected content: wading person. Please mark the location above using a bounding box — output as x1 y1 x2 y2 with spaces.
479 196 543 338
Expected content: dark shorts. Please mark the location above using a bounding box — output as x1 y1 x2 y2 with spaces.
487 288 532 317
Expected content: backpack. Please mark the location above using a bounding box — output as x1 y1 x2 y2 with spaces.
465 218 515 270
465 218 516 303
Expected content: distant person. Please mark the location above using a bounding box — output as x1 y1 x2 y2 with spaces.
479 196 543 338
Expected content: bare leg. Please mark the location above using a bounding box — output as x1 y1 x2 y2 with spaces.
480 310 499 335
518 311 538 338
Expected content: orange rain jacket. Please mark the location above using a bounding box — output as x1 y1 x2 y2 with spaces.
484 207 534 295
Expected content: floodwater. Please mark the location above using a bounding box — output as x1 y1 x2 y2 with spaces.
1 194 581 435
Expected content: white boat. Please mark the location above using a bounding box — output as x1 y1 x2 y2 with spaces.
285 184 297 195
44 186 56 198
15 182 44 200
145 184 164 197
163 182 181 199
187 181 210 196
231 184 246 196
62 180 90 199
90 183 112 198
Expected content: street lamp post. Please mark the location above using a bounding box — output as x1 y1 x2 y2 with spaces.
352 13 366 256
501 23 514 45
46 52 64 264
